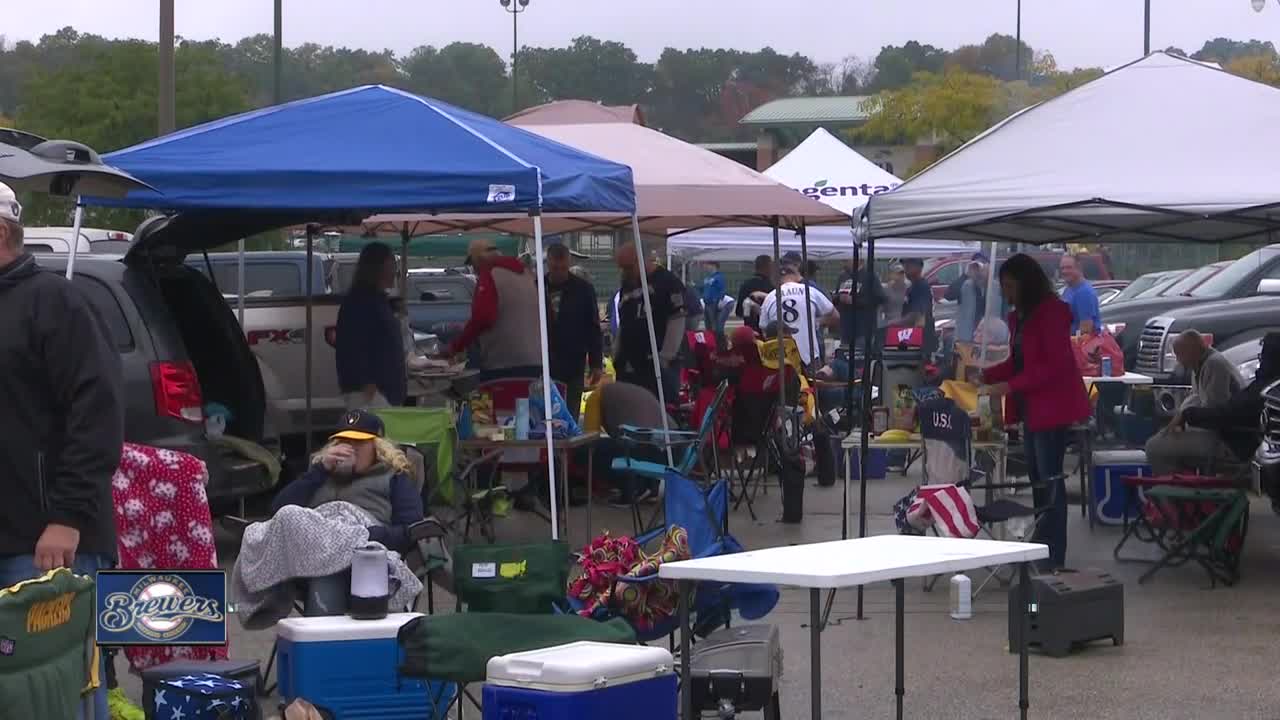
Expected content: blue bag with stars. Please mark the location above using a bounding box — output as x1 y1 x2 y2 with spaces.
153 672 254 720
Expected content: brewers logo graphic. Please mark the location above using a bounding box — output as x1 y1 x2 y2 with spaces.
96 570 227 645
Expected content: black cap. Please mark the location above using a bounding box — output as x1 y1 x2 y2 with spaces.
331 409 385 441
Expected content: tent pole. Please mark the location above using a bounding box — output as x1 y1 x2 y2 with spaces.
799 223 817 372
305 224 315 458
531 213 560 540
400 225 411 350
631 215 675 467
981 240 999 366
855 226 877 622
772 218 785 435
64 202 84 280
237 238 246 326
843 239 859 542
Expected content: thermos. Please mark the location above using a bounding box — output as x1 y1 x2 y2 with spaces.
349 544 392 620
514 398 531 441
1101 355 1114 377
949 573 972 620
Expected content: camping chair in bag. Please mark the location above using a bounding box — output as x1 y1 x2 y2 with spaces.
567 469 780 646
614 380 731 534
396 540 637 718
915 398 1057 593
1113 473 1249 588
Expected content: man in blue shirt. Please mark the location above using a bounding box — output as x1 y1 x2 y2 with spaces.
1059 254 1101 335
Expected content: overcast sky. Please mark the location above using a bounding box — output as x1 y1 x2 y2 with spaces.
6 1 1279 70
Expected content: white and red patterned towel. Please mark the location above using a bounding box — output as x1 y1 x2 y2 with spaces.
905 484 981 539
111 442 229 672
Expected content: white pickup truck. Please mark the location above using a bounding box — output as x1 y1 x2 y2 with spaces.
188 252 475 453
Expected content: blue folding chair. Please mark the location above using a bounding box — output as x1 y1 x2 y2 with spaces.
615 380 730 533
569 469 779 644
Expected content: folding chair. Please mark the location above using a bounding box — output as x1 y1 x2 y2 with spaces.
568 470 780 645
1113 473 1250 588
917 398 1057 593
614 379 730 534
725 360 806 520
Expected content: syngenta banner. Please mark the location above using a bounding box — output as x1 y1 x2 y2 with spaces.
800 179 900 199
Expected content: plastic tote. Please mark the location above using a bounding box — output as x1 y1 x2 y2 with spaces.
483 641 676 720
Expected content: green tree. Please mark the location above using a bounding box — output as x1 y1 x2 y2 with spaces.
14 37 253 227
518 36 652 109
868 41 948 91
946 33 1035 82
1193 38 1277 64
402 42 509 115
1226 54 1280 86
856 69 1003 150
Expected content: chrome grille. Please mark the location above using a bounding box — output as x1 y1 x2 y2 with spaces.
1262 379 1280 445
1136 318 1171 375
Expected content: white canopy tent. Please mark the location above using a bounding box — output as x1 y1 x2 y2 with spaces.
864 52 1280 245
669 128 975 260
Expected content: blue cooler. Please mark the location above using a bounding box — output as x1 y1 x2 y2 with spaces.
1091 450 1151 525
839 446 888 481
483 641 676 720
275 613 455 719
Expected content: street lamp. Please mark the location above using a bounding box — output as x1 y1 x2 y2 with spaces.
500 0 531 113
1015 0 1022 81
1144 0 1151 55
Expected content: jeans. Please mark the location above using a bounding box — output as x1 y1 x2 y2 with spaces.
0 553 114 720
1023 427 1069 568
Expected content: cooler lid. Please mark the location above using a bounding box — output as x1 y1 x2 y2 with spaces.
275 612 422 642
1091 450 1148 464
486 642 673 693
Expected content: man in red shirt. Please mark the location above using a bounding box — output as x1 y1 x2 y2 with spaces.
447 239 543 377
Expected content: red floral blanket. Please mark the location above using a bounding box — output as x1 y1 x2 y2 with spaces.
568 527 690 632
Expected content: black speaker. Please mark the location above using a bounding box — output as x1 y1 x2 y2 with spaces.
1008 569 1124 658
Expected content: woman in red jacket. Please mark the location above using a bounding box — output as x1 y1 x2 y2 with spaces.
981 254 1090 569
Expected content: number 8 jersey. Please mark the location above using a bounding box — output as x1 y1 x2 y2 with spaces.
759 281 836 366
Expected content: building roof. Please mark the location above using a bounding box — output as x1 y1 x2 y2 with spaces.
696 141 758 152
504 100 646 126
739 96 873 127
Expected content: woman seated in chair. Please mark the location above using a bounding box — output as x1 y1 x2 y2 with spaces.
272 409 424 554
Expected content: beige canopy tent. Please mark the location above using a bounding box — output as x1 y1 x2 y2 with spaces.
505 100 647 126
365 119 843 465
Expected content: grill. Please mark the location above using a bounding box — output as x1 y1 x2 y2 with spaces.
1262 379 1280 446
1136 318 1171 375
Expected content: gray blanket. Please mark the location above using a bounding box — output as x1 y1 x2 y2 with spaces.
230 501 422 629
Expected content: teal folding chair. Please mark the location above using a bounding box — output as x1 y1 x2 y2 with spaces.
614 380 731 534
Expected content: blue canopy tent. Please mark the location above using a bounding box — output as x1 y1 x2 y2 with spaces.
77 85 639 540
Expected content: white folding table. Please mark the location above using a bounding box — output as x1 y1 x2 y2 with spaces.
659 534 1049 720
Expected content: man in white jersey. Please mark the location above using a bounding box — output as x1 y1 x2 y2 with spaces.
759 262 839 368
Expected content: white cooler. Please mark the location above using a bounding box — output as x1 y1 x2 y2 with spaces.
483 641 676 720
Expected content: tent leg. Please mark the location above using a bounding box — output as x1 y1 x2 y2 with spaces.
630 215 674 467
305 225 315 458
64 202 84 280
531 214 560 541
772 218 785 440
855 232 877 621
236 238 246 326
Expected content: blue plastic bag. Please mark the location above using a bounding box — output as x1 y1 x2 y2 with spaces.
528 381 582 439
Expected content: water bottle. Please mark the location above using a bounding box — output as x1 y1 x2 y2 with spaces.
949 573 972 620
514 398 531 441
1101 355 1113 377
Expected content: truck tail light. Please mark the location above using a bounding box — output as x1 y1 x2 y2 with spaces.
150 361 204 424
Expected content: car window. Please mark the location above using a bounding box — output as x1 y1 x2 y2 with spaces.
200 261 304 297
930 262 962 286
1190 246 1280 298
72 275 134 351
1110 273 1161 303
26 243 56 253
1136 272 1188 299
1162 265 1221 296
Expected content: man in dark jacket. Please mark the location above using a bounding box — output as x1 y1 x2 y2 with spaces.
0 184 123 719
546 243 603 419
836 256 886 351
735 254 775 331
1183 332 1280 470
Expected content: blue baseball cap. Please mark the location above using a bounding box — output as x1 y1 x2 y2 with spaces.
331 409 385 441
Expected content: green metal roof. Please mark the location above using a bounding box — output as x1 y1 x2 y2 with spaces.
739 96 873 127
696 142 759 152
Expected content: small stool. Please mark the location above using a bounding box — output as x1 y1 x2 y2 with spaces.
142 660 262 720
153 672 255 720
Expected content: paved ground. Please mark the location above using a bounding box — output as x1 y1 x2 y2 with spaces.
115 457 1280 719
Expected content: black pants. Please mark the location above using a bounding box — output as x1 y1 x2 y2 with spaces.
616 361 680 407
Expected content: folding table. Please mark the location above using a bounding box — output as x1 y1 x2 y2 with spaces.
659 534 1048 720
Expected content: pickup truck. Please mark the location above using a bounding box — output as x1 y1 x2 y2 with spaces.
186 251 474 452
1104 246 1280 371
1134 289 1280 384
24 226 133 254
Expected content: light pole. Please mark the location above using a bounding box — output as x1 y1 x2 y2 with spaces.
500 0 531 113
274 0 283 105
1015 0 1022 80
1144 0 1151 55
159 0 175 135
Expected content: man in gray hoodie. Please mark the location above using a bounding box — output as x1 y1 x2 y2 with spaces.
1145 330 1245 475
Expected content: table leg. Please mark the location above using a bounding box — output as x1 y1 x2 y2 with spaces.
810 588 822 720
894 578 905 720
679 580 692 719
560 449 570 540
1018 562 1031 720
586 445 594 546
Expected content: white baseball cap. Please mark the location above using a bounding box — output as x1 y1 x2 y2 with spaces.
0 183 20 224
